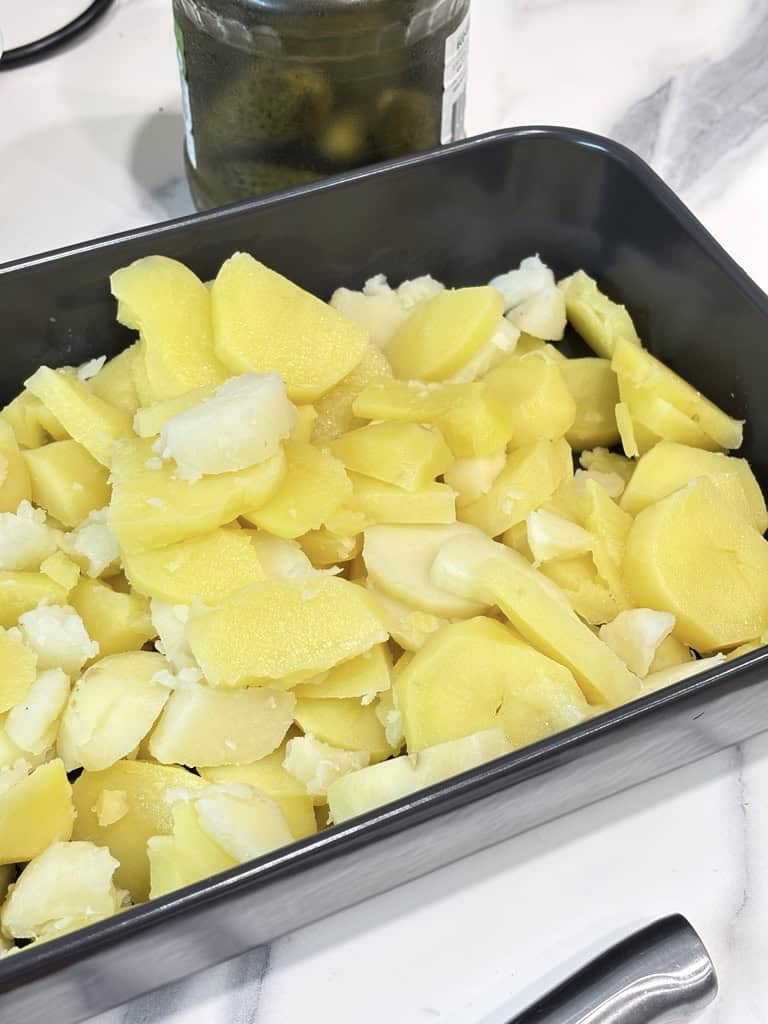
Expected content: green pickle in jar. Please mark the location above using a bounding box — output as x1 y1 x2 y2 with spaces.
173 0 471 208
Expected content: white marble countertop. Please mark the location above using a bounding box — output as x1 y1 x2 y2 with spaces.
3 1 768 1021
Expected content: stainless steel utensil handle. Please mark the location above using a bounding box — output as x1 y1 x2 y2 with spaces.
506 914 717 1024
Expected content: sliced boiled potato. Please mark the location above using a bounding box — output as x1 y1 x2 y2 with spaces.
623 476 768 652
312 344 392 442
58 651 170 771
299 528 361 568
0 626 38 712
69 579 154 660
436 382 516 458
149 683 295 767
346 474 456 527
363 523 489 618
430 532 642 706
1 391 65 449
133 385 214 439
485 353 576 448
365 582 449 652
293 696 392 761
352 378 452 422
615 400 640 458
0 420 31 513
599 609 676 677
539 554 619 626
580 447 635 485
558 357 620 451
328 728 512 823
122 528 265 604
242 440 351 539
650 633 694 673
201 748 317 839
0 572 69 629
282 734 369 800
212 253 367 402
89 343 141 414
247 531 315 580
444 451 506 508
24 438 111 530
386 287 503 382
109 437 286 553
458 438 573 537
620 442 767 531
18 604 98 676
187 575 386 687
25 367 132 466
0 759 74 865
559 270 641 358
40 551 81 591
612 336 743 450
293 644 391 700
72 759 206 901
292 405 318 443
526 509 593 563
111 255 227 399
5 669 70 755
330 422 452 491
394 617 588 752
1 841 126 941
147 800 235 899
506 285 566 341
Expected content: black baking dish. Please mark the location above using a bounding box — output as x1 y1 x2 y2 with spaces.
1 126 768 1024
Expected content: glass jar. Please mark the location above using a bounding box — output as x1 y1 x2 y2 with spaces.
173 0 471 209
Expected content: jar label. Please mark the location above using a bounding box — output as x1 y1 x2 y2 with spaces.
441 10 470 144
174 21 198 170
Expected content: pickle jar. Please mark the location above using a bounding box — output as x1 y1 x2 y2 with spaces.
173 0 471 209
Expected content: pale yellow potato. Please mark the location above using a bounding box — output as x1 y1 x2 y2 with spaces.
122 528 265 604
72 759 206 902
147 800 235 899
539 555 619 626
0 419 31 513
364 582 449 652
0 572 69 628
623 476 768 652
89 343 141 414
386 287 503 382
70 578 155 659
0 759 74 865
484 352 576 447
1 390 66 449
0 626 37 712
40 551 81 591
25 367 132 467
293 696 393 761
558 357 620 451
330 422 452 491
299 527 361 567
345 473 456 527
242 440 351 539
558 270 641 358
293 644 391 700
395 616 588 752
111 256 227 399
311 344 392 442
212 253 367 402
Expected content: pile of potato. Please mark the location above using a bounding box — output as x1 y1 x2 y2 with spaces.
0 250 765 953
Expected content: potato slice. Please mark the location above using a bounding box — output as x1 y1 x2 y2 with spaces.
345 474 456 527
1 841 126 941
294 644 391 700
444 451 506 508
579 479 633 608
133 385 215 438
365 582 449 651
149 683 295 766
436 383 516 458
580 447 635 485
155 373 296 481
58 651 170 771
615 400 640 458
5 669 70 755
243 440 351 539
484 353 576 448
0 420 31 513
111 255 227 399
0 572 69 628
299 528 361 568
559 270 641 358
352 378 452 422
386 287 503 382
187 576 386 687
293 696 392 761
328 728 512 823
506 285 566 341
458 438 573 537
599 609 676 677
89 343 141 414
312 344 392 442
0 626 38 712
330 422 452 492
40 551 81 591
147 800 235 899
201 749 317 839
122 528 265 604
25 368 132 466
623 476 768 652
109 437 287 553
620 442 767 532
363 523 489 618
431 533 641 706
526 509 593 563
292 405 318 443
247 531 315 580
282 735 369 800
72 760 206 902
212 253 367 402
558 357 620 451
394 617 588 751
1 391 62 449
70 578 155 658
0 759 74 865
539 555 619 626
612 337 743 450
